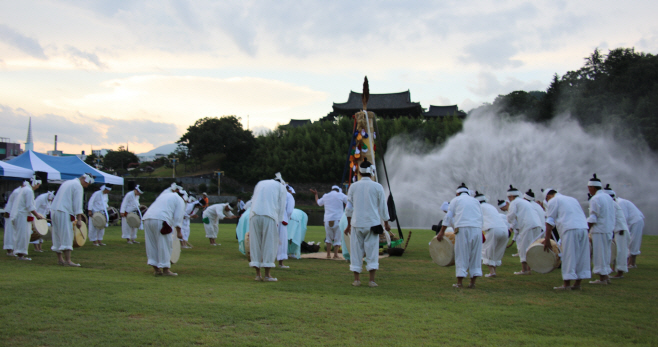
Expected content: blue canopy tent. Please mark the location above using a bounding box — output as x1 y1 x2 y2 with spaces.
0 161 34 179
7 150 123 185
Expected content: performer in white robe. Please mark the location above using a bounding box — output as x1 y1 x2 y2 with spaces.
506 185 543 275
616 196 644 269
142 191 185 276
543 189 591 290
603 185 630 278
4 184 26 256
202 203 236 245
437 183 483 288
10 177 44 260
277 185 295 268
51 174 92 266
586 174 616 284
524 189 546 234
87 185 111 246
498 199 517 254
120 185 143 244
30 191 54 251
344 161 390 287
311 185 347 259
249 173 287 282
475 192 508 277
181 196 199 248
158 183 180 197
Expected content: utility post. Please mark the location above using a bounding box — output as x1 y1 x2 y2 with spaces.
171 157 178 178
214 171 224 195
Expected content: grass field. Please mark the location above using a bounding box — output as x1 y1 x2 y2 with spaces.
1 225 656 346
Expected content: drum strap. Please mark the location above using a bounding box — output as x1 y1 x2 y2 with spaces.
136 206 144 230
103 208 109 228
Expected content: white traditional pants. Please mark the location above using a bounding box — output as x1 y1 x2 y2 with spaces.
121 217 138 240
517 226 542 263
3 216 13 250
454 227 483 278
349 226 380 273
277 223 288 261
144 219 172 269
181 218 191 241
88 222 105 242
248 215 278 268
614 230 629 273
204 222 219 239
482 227 508 267
324 220 341 246
628 220 644 256
51 210 74 252
11 213 30 255
560 228 591 281
591 232 613 276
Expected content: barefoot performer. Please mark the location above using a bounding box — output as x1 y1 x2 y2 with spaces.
142 190 186 276
475 192 508 278
249 173 287 282
10 176 45 261
88 185 111 246
587 174 616 285
120 185 143 244
311 185 347 259
543 189 591 290
51 174 92 267
344 160 390 287
202 203 237 246
437 183 483 288
506 185 543 275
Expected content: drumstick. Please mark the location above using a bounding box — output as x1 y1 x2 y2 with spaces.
403 231 412 250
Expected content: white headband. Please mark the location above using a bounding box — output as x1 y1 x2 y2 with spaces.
83 173 95 184
30 176 42 187
135 185 143 194
275 172 285 185
523 193 534 201
47 191 55 199
605 189 616 197
101 185 112 191
543 188 556 199
498 200 508 208
331 185 342 193
476 195 487 203
588 181 602 187
286 185 296 194
456 187 469 194
359 166 374 175
507 190 520 197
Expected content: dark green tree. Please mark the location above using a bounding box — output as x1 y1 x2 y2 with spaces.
103 148 139 171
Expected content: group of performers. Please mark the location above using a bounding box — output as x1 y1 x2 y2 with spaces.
1 168 647 290
436 173 645 290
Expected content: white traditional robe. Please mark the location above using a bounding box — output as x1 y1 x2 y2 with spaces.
507 198 542 263
345 177 390 273
318 190 347 245
143 193 185 268
480 203 509 267
546 193 591 281
3 187 22 251
87 190 109 242
612 201 629 273
50 179 84 252
443 192 483 278
529 200 546 232
10 186 36 255
31 192 51 245
277 192 295 261
588 190 615 276
617 197 644 256
249 180 286 268
181 202 198 241
120 190 141 240
203 203 234 239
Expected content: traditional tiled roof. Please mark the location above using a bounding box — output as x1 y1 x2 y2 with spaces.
422 105 466 118
333 91 421 110
286 119 312 128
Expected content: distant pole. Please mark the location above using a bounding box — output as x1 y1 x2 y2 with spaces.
171 157 178 178
214 171 224 195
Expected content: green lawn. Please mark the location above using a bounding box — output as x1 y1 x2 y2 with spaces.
1 225 656 346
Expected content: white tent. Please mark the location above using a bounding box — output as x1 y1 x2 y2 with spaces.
0 160 34 179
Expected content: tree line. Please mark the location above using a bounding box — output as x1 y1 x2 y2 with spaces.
482 47 658 150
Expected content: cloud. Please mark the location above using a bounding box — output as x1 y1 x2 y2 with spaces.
250 125 271 137
460 37 523 69
468 71 546 97
65 46 107 69
0 24 47 59
0 104 179 153
49 75 328 128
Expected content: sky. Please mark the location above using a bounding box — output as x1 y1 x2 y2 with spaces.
1 1 657 155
